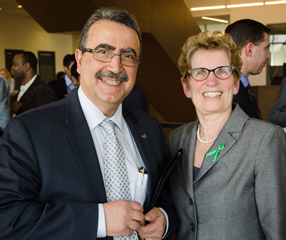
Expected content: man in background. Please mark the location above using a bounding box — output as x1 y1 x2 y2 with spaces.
70 61 80 88
49 54 76 99
65 61 80 97
10 51 57 115
225 19 270 119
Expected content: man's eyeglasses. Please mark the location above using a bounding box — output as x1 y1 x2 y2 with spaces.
185 66 236 81
82 48 140 67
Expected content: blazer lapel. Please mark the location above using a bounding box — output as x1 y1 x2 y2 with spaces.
65 92 106 203
180 122 197 198
194 129 236 182
194 104 249 183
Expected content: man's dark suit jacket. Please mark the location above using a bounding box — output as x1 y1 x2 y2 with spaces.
123 85 147 112
233 81 261 119
0 90 178 239
49 76 68 100
268 77 286 127
14 75 58 115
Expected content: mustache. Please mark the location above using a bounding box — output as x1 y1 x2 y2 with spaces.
96 70 129 82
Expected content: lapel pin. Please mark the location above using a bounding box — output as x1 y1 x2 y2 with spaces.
206 143 225 162
141 133 147 139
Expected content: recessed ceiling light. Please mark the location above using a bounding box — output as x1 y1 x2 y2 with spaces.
265 0 286 5
201 17 229 23
227 2 264 8
191 5 226 11
18 5 23 9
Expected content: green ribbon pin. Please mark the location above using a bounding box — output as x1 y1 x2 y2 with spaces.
206 143 225 162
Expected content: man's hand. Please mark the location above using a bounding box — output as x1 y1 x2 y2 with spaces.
11 101 23 114
103 200 145 237
137 207 166 240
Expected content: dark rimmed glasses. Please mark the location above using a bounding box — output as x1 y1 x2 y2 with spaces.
185 66 236 81
82 48 140 67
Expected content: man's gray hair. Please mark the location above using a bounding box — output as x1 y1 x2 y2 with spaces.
78 7 142 58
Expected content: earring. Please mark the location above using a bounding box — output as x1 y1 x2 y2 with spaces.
234 91 237 94
187 95 190 98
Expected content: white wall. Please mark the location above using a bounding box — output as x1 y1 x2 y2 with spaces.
0 13 73 76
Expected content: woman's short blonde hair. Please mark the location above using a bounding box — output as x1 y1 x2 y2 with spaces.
0 68 12 83
178 30 242 83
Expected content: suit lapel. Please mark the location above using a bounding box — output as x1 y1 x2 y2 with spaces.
123 108 155 210
17 76 40 101
65 92 106 203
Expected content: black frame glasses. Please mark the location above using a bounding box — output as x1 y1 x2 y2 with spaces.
185 66 236 81
82 48 140 67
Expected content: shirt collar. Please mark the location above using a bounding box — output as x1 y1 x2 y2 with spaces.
64 74 73 85
240 72 249 87
21 74 37 90
78 86 123 132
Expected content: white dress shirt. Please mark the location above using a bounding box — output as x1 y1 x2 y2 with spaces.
78 87 149 237
17 74 37 101
78 87 169 238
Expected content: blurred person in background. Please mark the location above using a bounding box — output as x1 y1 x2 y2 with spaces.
65 62 80 97
70 61 80 87
10 51 57 115
0 68 15 93
49 54 76 99
268 77 286 127
225 19 270 119
0 75 11 135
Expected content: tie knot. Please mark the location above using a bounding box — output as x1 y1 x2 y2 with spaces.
100 118 116 136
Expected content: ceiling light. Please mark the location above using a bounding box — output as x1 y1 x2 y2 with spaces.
265 0 286 5
227 2 264 8
17 5 22 9
201 17 229 23
191 5 226 11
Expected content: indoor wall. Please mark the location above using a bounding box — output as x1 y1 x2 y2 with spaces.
0 13 73 75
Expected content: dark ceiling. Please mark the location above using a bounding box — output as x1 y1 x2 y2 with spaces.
16 0 96 32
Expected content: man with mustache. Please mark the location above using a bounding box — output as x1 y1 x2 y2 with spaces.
0 7 178 240
225 19 270 119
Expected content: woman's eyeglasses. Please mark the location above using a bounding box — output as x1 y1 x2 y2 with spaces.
185 66 236 81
